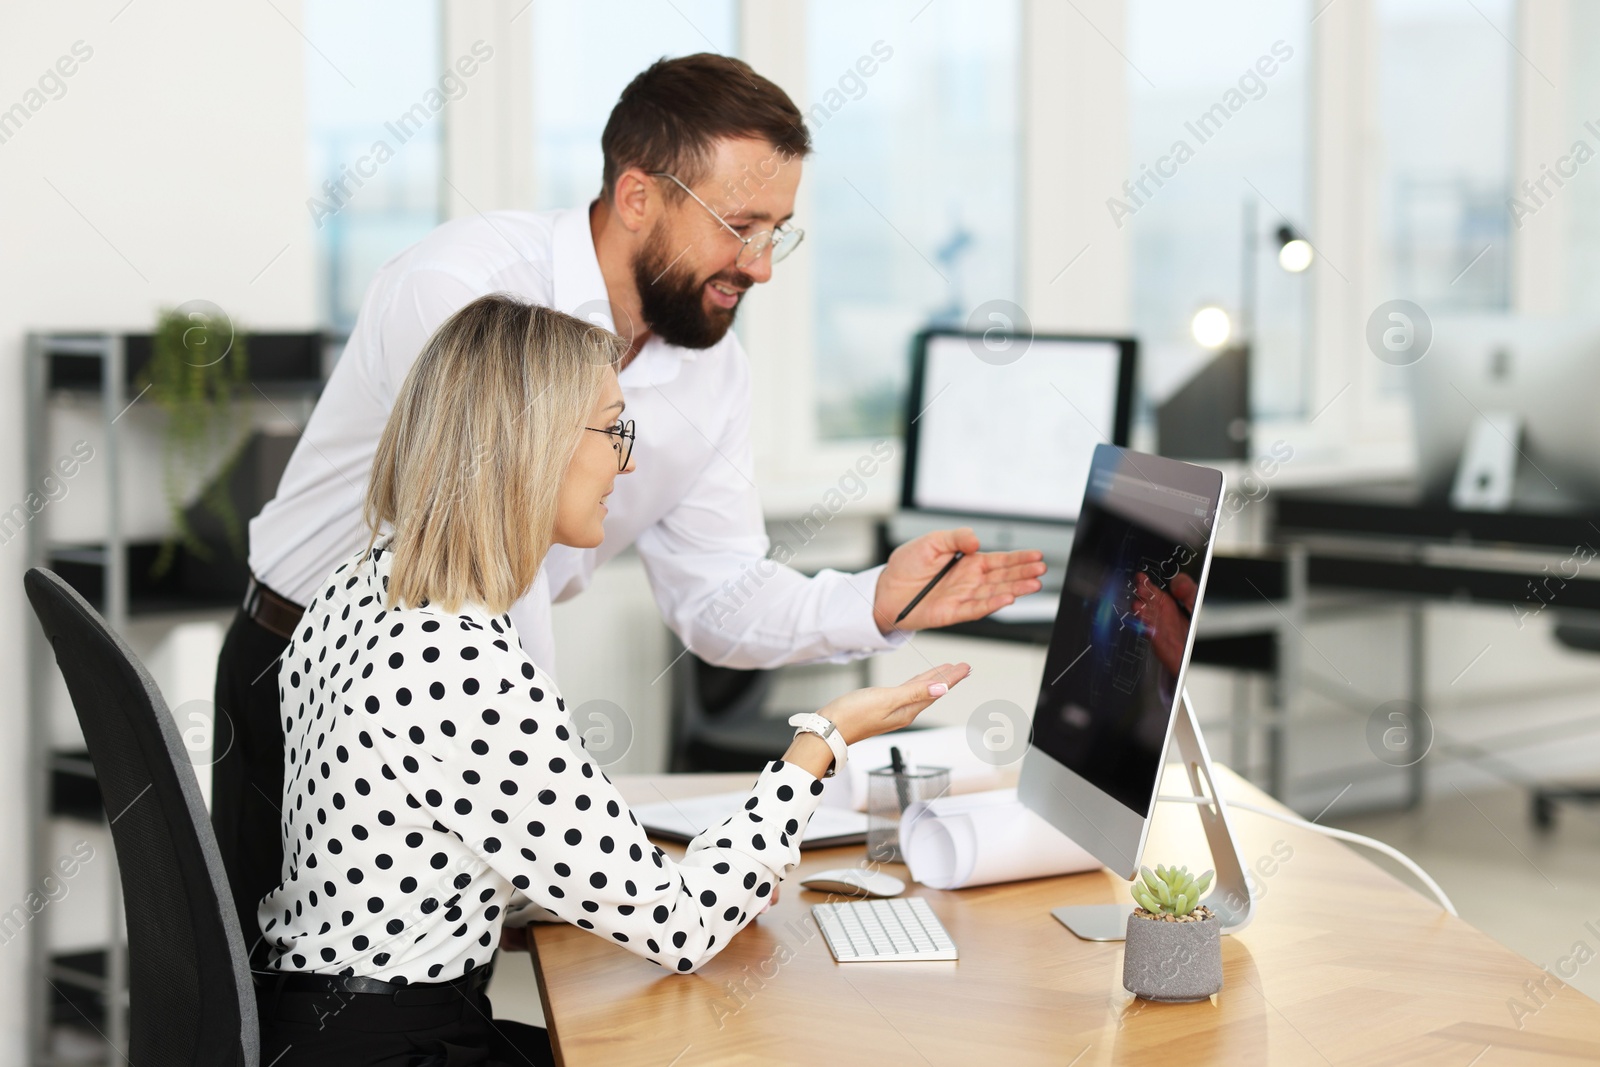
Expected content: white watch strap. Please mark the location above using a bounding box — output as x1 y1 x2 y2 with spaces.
787 712 848 776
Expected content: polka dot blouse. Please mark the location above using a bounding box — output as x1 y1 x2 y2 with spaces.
258 538 826 982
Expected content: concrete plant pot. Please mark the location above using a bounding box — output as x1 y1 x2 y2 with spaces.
1122 907 1223 1002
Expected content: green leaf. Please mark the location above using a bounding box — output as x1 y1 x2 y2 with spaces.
144 307 251 579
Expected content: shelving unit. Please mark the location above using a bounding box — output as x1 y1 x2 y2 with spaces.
23 330 325 1065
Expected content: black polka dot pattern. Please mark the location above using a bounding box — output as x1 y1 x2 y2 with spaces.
259 540 825 981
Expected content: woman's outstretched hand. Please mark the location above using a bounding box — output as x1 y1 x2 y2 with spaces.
782 662 969 780
817 662 971 746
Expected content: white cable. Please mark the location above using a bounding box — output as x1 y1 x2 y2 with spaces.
1155 793 1459 917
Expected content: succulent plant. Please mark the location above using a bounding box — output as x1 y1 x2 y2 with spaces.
1131 864 1214 917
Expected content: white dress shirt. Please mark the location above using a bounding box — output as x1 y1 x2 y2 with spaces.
260 539 824 980
250 205 902 675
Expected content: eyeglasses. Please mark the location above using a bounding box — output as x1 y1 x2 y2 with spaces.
650 172 805 269
585 419 636 471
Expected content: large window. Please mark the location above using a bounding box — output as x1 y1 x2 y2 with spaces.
531 0 737 212
1125 0 1311 421
303 0 445 332
1570 1 1600 314
806 0 1021 440
1376 0 1513 313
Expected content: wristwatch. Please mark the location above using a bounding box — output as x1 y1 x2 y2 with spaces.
787 712 848 778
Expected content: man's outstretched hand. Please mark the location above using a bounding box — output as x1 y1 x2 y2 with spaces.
872 528 1046 634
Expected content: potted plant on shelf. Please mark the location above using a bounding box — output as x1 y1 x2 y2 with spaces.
143 304 250 578
1123 863 1222 1003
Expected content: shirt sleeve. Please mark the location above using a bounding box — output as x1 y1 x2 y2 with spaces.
375 622 826 973
632 347 907 669
370 266 486 404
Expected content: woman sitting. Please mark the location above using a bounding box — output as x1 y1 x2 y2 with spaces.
254 293 968 1065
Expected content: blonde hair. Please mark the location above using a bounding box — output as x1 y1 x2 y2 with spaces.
365 294 625 614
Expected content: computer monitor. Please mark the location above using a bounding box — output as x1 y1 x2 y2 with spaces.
1411 315 1600 508
1017 445 1223 884
892 329 1136 558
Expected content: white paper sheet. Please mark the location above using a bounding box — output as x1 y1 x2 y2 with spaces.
633 790 869 847
898 788 1102 890
911 335 1120 521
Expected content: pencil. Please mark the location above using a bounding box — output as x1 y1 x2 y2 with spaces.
894 551 965 625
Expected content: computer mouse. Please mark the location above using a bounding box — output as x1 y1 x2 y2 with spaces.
799 867 906 899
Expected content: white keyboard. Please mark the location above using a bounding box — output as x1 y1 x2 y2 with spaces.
813 897 959 962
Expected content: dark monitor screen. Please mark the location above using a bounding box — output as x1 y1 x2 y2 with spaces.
1030 446 1222 814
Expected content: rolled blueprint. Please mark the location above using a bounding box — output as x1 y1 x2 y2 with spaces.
898 788 1101 890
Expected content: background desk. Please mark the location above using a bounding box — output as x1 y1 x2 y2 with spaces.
942 553 1297 799
527 770 1600 1066
1274 492 1600 611
926 495 1600 812
1274 492 1600 812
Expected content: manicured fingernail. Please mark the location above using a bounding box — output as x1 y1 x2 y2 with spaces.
928 683 949 697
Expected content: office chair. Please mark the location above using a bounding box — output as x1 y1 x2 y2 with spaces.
668 647 799 772
1530 614 1600 829
25 568 259 1066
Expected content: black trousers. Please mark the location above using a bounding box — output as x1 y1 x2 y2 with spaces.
211 607 292 965
257 980 555 1067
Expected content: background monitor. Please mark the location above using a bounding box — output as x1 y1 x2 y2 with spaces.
900 330 1136 524
1411 315 1600 508
1017 445 1223 880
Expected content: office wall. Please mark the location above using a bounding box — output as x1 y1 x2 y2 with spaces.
0 1 315 1056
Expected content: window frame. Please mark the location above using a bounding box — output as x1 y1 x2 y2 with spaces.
450 0 1554 511
738 0 1040 516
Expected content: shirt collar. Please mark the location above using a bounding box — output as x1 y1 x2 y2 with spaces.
551 204 610 322
550 202 702 388
361 534 501 625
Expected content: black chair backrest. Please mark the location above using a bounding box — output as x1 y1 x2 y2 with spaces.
25 568 258 1066
667 646 777 770
691 656 776 720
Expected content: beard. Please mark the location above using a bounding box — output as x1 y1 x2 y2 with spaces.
631 225 752 350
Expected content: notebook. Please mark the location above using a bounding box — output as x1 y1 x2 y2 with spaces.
634 790 869 848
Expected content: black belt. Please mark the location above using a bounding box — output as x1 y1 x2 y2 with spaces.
243 574 305 642
254 964 492 1005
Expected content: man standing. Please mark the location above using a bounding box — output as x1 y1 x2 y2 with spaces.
214 53 1044 949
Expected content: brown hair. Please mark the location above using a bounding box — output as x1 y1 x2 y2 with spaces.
600 53 812 202
365 294 625 615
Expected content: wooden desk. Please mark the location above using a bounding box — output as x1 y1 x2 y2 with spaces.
530 769 1600 1066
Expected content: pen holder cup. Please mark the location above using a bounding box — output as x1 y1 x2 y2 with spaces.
866 765 951 865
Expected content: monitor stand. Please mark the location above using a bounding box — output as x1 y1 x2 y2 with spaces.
1050 688 1255 941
